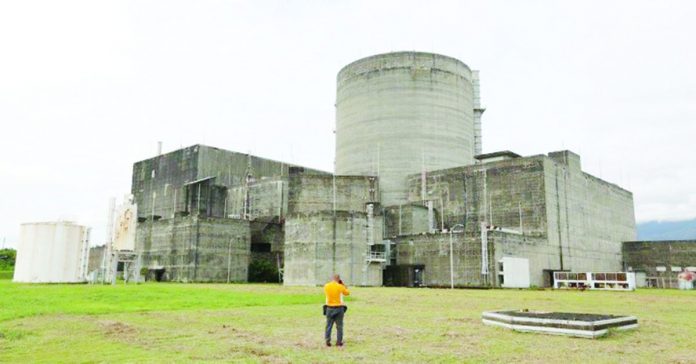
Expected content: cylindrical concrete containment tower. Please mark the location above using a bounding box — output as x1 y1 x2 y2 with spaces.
335 52 479 206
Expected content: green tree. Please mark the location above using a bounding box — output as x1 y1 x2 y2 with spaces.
248 258 280 283
0 248 16 271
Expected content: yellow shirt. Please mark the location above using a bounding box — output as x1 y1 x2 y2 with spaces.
324 281 350 307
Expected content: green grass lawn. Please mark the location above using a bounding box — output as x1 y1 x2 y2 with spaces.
1 280 694 363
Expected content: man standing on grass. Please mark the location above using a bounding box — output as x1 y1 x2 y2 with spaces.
324 274 350 347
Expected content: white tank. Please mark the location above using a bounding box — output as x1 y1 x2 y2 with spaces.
335 52 478 206
13 221 90 283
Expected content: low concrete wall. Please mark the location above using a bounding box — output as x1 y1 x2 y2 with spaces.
623 240 696 288
623 240 696 273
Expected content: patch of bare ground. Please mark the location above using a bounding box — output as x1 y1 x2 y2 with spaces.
230 345 290 364
100 320 138 340
448 317 478 324
387 325 413 338
669 352 696 364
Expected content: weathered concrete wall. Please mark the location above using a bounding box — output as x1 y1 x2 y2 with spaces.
406 155 549 235
384 204 430 237
285 211 382 286
87 245 106 273
490 231 559 287
544 151 635 273
197 146 296 187
402 150 636 284
132 146 198 220
132 145 328 221
131 145 332 284
198 147 325 220
250 221 284 253
136 216 250 282
623 240 696 288
394 232 494 287
394 231 557 287
284 171 383 286
287 172 379 215
623 240 696 274
228 179 287 221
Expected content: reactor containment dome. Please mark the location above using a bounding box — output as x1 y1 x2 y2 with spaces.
335 51 483 206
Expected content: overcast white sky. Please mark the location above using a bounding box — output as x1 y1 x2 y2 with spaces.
1 1 695 247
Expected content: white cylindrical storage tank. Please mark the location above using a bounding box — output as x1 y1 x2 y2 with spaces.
335 51 477 206
13 221 90 283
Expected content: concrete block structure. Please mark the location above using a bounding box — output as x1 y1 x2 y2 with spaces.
284 169 383 286
393 150 636 287
622 240 696 288
132 145 328 282
136 217 250 282
127 51 640 287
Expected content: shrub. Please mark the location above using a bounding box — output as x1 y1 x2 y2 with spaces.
248 258 280 283
0 249 16 272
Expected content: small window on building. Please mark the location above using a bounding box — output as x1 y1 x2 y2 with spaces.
671 266 681 272
656 266 667 272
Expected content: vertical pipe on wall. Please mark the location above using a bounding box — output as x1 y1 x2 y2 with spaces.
332 160 337 275
518 202 523 233
398 203 403 236
480 222 489 276
226 238 233 284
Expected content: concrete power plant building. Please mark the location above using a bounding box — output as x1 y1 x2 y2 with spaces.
123 51 637 288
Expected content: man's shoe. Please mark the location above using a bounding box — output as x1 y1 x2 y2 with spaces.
326 342 332 347
336 342 344 347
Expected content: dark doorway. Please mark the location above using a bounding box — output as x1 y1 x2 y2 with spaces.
544 269 568 287
149 268 166 282
384 265 426 287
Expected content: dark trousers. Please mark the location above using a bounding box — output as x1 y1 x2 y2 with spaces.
325 306 345 343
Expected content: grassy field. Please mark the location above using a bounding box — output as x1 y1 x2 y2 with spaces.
1 280 694 363
0 271 12 280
